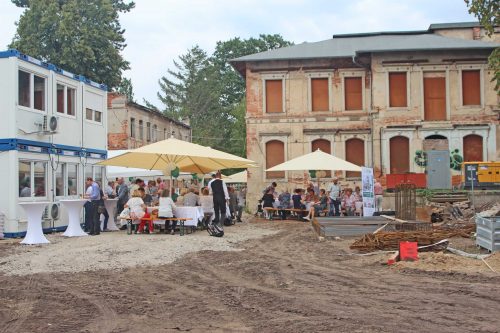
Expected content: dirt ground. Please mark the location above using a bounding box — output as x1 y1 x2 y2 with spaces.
1 219 500 333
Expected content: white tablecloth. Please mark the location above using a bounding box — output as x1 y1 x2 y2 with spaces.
148 206 203 227
173 206 203 227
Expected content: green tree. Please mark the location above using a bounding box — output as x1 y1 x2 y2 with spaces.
154 35 292 156
115 77 135 102
212 34 293 107
10 0 134 89
465 0 500 93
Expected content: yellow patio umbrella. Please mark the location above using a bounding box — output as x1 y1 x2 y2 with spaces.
224 170 248 184
266 149 362 172
98 137 256 175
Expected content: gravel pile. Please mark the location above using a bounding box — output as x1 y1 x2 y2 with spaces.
0 222 277 276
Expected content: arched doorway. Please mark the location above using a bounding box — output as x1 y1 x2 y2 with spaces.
463 134 483 162
345 138 364 178
312 139 331 178
389 136 410 174
266 140 285 179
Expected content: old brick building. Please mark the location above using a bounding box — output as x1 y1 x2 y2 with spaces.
107 93 191 150
231 22 500 208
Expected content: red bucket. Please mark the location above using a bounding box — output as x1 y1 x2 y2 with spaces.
399 241 418 261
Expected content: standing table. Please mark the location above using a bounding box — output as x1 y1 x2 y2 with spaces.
18 201 51 245
60 199 89 237
102 198 119 231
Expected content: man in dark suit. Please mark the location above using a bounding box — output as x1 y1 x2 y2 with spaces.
209 171 229 226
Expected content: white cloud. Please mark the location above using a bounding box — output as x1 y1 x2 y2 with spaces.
0 0 477 107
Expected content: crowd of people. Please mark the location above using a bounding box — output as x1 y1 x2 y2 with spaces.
259 178 383 221
83 173 247 235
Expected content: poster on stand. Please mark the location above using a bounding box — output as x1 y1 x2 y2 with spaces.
361 167 375 217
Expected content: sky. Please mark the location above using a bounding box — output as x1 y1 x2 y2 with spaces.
0 0 477 107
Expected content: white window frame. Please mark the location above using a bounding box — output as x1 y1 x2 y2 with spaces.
85 108 103 124
138 120 144 140
146 122 151 142
307 72 333 113
262 73 286 114
56 82 77 118
17 68 48 113
340 70 366 112
384 67 411 111
18 159 48 200
152 124 158 142
457 65 484 109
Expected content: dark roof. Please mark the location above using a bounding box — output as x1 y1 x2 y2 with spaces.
428 22 481 30
231 33 498 63
127 101 191 129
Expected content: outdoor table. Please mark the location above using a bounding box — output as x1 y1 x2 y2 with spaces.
102 198 119 231
18 201 51 245
173 206 203 227
60 199 88 237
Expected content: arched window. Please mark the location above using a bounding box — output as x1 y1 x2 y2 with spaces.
345 138 364 178
389 136 410 174
266 140 285 179
463 134 483 162
312 139 331 177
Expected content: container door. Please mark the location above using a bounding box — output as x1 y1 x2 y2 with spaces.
426 150 451 189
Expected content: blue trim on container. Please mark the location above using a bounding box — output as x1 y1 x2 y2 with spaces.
0 138 107 159
3 225 70 238
0 49 108 91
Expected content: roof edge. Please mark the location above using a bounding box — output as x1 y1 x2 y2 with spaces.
332 30 429 39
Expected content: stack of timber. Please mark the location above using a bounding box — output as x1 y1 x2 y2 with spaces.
314 216 431 238
428 192 469 203
349 225 475 253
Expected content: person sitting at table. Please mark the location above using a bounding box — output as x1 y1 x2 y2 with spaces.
342 188 356 216
291 188 306 220
199 187 214 226
158 189 177 234
183 187 199 207
303 188 328 221
261 188 275 219
176 188 188 206
124 190 146 229
278 188 292 220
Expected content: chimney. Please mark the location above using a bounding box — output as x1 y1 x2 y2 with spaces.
473 27 481 40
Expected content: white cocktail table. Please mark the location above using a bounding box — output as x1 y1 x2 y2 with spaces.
60 199 89 237
18 201 51 245
102 198 119 231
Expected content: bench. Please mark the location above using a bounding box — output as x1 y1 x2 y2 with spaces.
263 207 308 220
120 216 193 236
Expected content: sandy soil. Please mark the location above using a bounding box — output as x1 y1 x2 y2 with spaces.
1 219 500 333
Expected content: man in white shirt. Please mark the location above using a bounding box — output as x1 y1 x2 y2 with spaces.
328 178 341 216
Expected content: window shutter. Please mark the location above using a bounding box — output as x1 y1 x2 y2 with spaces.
311 139 331 177
389 136 410 174
345 138 364 178
266 140 285 178
424 77 446 121
463 134 483 162
344 77 362 110
462 70 480 106
266 80 283 113
389 72 407 107
311 78 329 111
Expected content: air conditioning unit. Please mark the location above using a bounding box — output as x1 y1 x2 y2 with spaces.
44 115 58 133
50 203 60 220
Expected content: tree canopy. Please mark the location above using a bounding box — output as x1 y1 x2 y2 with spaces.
465 0 500 93
154 34 293 157
10 0 135 89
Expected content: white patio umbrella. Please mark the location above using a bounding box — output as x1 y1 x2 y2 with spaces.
266 149 362 172
98 138 256 193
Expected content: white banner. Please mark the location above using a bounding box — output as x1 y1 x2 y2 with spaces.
361 167 375 217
